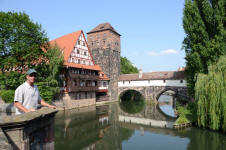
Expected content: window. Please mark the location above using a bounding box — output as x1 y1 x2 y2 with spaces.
78 41 80 45
83 42 85 46
103 82 106 87
78 59 80 64
77 49 80 54
123 81 125 84
163 80 166 83
180 80 183 83
74 80 77 86
84 51 87 56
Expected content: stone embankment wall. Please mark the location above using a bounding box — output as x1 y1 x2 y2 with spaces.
54 93 96 110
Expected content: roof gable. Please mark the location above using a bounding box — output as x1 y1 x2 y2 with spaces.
49 30 81 62
49 30 100 71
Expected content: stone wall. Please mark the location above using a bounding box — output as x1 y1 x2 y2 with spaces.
0 107 57 150
61 93 96 109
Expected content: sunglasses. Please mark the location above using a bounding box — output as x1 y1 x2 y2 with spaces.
29 73 37 77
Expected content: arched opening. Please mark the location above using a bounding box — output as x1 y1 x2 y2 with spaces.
119 90 145 114
157 90 177 118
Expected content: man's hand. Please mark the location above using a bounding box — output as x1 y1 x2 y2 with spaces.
28 108 36 112
48 105 57 109
40 100 57 109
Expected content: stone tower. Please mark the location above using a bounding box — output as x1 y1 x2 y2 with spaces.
87 23 121 101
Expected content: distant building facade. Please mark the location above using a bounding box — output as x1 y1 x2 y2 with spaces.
87 23 121 101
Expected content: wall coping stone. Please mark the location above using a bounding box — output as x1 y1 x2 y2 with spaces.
0 107 58 127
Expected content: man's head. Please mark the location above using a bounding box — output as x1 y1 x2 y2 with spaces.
26 69 37 85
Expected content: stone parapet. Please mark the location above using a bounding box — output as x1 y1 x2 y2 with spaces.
0 107 58 150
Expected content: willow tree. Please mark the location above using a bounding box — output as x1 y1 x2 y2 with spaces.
183 0 226 96
196 56 226 132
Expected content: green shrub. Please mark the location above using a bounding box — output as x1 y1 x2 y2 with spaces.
0 90 15 103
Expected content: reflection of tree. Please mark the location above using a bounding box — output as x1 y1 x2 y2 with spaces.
120 90 145 114
119 127 135 141
184 128 226 150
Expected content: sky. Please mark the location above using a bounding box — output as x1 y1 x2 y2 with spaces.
0 0 186 72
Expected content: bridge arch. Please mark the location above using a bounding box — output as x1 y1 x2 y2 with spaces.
155 87 178 101
118 87 145 100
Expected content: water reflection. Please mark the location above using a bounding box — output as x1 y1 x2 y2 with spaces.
158 90 177 118
54 103 226 150
119 90 145 114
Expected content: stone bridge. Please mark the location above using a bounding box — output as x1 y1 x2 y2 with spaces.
118 86 188 101
118 71 189 102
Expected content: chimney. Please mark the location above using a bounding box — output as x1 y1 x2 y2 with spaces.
139 69 143 79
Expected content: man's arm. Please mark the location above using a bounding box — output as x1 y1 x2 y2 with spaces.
40 100 57 109
14 101 35 113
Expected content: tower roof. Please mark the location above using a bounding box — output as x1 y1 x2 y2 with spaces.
87 22 121 36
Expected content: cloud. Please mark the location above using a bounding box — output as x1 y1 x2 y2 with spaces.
148 49 178 56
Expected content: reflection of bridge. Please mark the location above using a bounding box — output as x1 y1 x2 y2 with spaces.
118 71 189 101
119 115 174 128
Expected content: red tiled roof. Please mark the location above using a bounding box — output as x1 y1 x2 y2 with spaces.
99 71 110 80
65 62 101 71
49 30 81 62
119 71 185 81
49 30 100 71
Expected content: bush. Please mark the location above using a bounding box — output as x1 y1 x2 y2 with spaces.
0 90 15 103
175 102 197 125
36 81 60 104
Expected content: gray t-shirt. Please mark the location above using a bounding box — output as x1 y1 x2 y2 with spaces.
14 82 42 115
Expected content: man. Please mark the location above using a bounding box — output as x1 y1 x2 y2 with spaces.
14 69 56 115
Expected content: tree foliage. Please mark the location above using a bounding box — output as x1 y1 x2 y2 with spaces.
0 11 64 103
120 56 139 74
0 11 49 73
183 0 226 96
195 56 226 132
36 45 64 103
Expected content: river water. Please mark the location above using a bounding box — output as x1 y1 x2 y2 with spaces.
54 101 226 150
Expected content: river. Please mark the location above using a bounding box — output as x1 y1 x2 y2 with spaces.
54 101 226 150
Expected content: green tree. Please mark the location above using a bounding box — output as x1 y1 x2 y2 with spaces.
0 11 48 74
0 12 64 103
183 0 226 96
36 45 64 103
120 56 139 74
195 56 226 132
